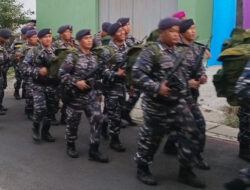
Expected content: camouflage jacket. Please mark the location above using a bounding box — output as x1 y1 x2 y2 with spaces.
0 43 10 75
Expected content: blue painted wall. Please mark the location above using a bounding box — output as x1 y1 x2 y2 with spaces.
207 0 236 66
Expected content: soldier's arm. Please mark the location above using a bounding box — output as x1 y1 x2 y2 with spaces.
131 47 161 97
59 53 78 88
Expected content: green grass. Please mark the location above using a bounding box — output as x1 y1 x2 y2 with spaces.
222 106 239 128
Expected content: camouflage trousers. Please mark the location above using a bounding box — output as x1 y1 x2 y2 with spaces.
14 67 24 91
32 84 59 125
104 95 125 136
0 75 4 106
167 101 206 153
238 106 250 144
123 88 141 113
25 79 33 113
65 101 104 144
135 98 202 168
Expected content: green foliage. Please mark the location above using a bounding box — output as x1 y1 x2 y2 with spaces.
0 0 34 30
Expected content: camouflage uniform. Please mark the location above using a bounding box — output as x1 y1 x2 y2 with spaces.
0 43 10 109
53 38 76 124
132 41 202 169
100 40 128 137
11 39 26 95
23 46 60 130
93 33 102 48
19 43 37 115
59 48 103 145
235 60 250 144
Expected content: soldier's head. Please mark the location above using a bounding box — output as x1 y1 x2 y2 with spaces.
108 22 126 43
117 17 130 35
101 22 111 37
180 19 196 42
38 29 53 48
21 27 34 40
76 29 93 50
158 18 180 47
172 11 186 21
0 29 11 43
57 25 73 41
26 30 38 46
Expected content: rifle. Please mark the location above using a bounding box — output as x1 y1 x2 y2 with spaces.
190 36 212 101
135 35 148 45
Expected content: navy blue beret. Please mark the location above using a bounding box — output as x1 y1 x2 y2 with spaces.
0 29 11 39
76 29 91 40
38 28 52 38
26 30 37 38
57 25 73 34
21 27 34 34
117 17 130 26
180 19 194 33
108 22 123 36
158 17 181 30
102 22 112 33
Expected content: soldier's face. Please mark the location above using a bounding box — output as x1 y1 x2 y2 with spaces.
161 26 180 47
123 23 131 35
39 34 52 47
0 37 9 43
79 35 93 50
61 29 72 41
27 35 38 46
182 25 196 41
114 27 126 42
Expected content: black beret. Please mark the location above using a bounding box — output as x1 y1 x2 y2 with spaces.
38 28 52 38
102 22 112 33
21 27 34 34
158 17 181 30
180 19 195 33
57 25 73 34
108 22 122 36
76 29 91 40
117 17 130 26
0 29 11 39
26 30 37 38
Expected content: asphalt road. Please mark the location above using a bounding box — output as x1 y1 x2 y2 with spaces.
0 95 247 190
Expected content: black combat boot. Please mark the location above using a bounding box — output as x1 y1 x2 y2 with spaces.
121 111 137 126
0 105 6 115
0 105 8 111
239 143 250 162
137 162 157 186
41 121 55 142
101 120 109 140
32 122 41 143
51 114 60 126
178 166 206 188
89 143 109 163
163 139 177 155
67 142 79 158
195 154 210 170
14 89 21 100
224 178 249 190
110 135 126 152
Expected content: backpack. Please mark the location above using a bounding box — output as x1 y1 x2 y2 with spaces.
126 42 161 86
48 47 78 79
213 43 250 106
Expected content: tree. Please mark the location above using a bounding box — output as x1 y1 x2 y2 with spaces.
0 0 34 30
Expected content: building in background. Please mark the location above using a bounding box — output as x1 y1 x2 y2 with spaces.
37 0 247 66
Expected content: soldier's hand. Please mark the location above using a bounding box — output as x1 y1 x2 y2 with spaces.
199 75 207 84
76 80 90 91
97 95 102 103
15 52 21 60
188 79 200 89
129 86 135 96
204 49 211 59
39 67 48 76
117 68 126 77
158 81 171 97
